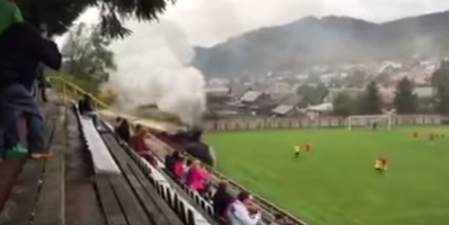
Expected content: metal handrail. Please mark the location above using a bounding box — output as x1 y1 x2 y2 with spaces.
49 75 309 225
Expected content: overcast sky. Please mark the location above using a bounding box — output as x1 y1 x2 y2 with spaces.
80 0 449 46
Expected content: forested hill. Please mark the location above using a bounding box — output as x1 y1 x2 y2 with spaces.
193 11 449 77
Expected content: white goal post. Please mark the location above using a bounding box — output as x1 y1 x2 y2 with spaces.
347 114 392 130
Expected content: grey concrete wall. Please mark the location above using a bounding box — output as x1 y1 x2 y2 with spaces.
206 115 443 131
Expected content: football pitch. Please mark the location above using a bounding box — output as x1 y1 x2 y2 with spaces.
206 127 449 225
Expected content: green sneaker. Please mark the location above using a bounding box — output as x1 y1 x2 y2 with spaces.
5 144 28 160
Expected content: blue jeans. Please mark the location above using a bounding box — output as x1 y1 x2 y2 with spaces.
0 84 45 154
4 117 19 149
0 104 18 156
82 111 100 127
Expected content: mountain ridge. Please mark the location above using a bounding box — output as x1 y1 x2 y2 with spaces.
193 10 449 77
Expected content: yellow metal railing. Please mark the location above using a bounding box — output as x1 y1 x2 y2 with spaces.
49 75 308 225
49 76 112 110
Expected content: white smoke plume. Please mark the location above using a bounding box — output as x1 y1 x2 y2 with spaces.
109 20 206 126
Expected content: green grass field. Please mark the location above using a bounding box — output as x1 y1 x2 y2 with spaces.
206 127 449 225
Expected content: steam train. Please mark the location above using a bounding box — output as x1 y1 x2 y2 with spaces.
159 128 216 166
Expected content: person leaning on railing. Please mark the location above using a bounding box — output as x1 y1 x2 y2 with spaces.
0 0 62 161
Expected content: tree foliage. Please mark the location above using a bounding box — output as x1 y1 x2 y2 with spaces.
359 81 382 114
393 77 417 114
375 72 391 87
345 70 366 88
97 87 117 106
14 0 174 38
62 23 115 93
296 84 328 105
431 61 449 87
434 84 449 115
332 92 357 117
431 61 449 115
305 73 321 84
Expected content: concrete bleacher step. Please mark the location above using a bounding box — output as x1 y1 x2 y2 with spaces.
64 107 105 225
78 115 121 174
98 132 186 225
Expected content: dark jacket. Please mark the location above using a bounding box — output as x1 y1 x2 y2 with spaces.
78 98 93 114
212 187 234 218
115 120 131 142
0 22 61 91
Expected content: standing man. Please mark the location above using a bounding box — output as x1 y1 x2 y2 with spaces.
0 17 62 159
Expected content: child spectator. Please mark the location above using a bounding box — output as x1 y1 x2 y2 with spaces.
182 159 192 183
186 160 208 192
199 164 210 196
212 181 234 219
227 191 261 225
132 124 156 166
165 150 180 173
173 156 186 181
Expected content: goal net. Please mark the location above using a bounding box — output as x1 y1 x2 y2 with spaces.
347 114 392 130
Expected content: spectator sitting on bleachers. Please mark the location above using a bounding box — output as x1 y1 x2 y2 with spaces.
199 164 211 197
113 117 121 130
181 158 192 183
132 124 157 166
165 150 180 173
186 160 208 193
227 191 261 225
0 3 62 160
114 117 130 143
212 181 234 220
78 94 102 130
173 156 186 180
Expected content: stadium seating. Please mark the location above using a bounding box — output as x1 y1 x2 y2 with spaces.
102 122 220 225
46 76 304 225
76 105 221 225
76 107 121 174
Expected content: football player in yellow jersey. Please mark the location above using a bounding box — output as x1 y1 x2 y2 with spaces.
374 159 383 171
374 156 388 173
294 144 301 159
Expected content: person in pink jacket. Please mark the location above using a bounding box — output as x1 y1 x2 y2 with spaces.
187 160 208 192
